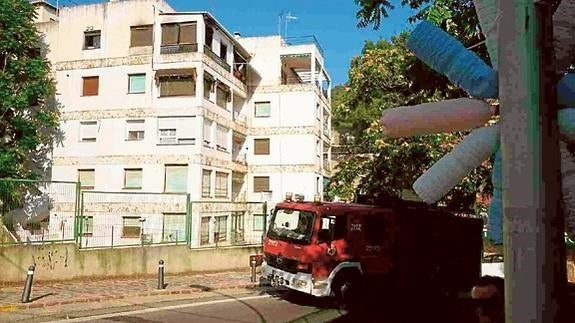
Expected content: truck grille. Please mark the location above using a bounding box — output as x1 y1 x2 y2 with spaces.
264 253 299 274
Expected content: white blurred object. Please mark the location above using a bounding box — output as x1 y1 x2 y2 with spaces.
413 124 500 204
473 0 499 69
380 98 493 138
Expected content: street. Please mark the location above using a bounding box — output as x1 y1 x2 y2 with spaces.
2 289 348 323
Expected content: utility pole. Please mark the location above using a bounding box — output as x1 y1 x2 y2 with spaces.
498 0 566 322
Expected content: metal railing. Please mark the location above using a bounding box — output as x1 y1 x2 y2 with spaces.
204 45 231 72
283 35 325 57
160 43 198 54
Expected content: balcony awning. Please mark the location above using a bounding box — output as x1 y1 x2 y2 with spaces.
154 68 196 79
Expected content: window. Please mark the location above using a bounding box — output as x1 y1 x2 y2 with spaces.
316 103 321 120
162 213 186 242
365 216 387 244
159 75 195 97
157 117 195 145
215 215 228 242
216 83 230 108
84 30 101 49
254 138 270 155
79 121 98 142
203 73 215 100
205 27 213 49
316 140 321 156
253 214 265 231
316 176 321 195
216 125 228 152
202 169 212 197
126 119 145 141
333 216 347 240
253 176 270 192
203 119 213 146
200 217 210 245
122 217 141 238
164 164 188 193
215 172 228 197
161 22 198 52
78 169 95 190
82 76 99 96
254 101 271 118
231 212 245 244
130 25 153 47
219 43 227 61
81 216 94 237
124 168 142 189
128 74 146 94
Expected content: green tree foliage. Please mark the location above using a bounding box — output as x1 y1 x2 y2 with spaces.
0 0 61 180
329 1 493 213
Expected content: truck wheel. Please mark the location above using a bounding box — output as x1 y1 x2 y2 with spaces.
332 271 363 310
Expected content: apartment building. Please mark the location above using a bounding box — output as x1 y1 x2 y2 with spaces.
31 0 332 247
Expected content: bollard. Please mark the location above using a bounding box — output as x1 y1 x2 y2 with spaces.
21 265 35 303
158 260 165 290
250 258 257 283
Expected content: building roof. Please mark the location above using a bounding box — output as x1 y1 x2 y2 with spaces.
30 0 57 10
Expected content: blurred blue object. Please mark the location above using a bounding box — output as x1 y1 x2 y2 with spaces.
557 73 575 107
406 20 498 99
488 148 503 244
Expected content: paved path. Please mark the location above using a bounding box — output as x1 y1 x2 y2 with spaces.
0 269 259 311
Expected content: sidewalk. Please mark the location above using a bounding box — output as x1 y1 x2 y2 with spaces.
0 269 261 312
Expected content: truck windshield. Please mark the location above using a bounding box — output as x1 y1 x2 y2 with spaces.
267 208 315 244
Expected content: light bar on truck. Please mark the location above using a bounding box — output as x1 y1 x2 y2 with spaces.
285 192 293 201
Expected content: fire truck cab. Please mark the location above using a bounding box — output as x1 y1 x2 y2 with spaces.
260 194 483 305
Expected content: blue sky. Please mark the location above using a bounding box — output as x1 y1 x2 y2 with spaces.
56 0 417 85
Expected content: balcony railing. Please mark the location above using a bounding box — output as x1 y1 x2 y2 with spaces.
233 152 247 165
233 111 247 125
204 45 231 72
160 43 198 54
283 35 325 57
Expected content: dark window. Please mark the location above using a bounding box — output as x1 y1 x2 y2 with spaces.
161 22 197 48
82 76 99 96
84 30 101 49
220 43 227 61
334 216 347 240
161 23 179 45
122 217 141 238
364 215 386 244
130 25 153 47
205 27 213 49
253 176 269 192
203 73 215 99
254 138 270 155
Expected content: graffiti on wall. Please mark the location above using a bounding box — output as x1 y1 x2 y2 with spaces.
32 246 69 270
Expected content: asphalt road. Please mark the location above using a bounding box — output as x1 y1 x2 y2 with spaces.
29 290 346 323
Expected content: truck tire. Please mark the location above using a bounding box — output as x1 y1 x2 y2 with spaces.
331 270 363 310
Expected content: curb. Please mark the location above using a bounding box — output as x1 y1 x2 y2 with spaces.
0 283 272 312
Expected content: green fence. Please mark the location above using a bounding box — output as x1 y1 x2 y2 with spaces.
0 178 80 245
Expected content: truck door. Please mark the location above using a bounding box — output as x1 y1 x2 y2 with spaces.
361 211 393 274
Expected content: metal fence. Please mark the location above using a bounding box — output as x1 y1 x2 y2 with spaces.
78 191 191 249
189 201 267 249
0 179 79 246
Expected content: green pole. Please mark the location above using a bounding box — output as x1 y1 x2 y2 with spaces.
498 1 565 322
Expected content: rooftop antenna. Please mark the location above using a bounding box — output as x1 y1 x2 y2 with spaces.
284 12 298 39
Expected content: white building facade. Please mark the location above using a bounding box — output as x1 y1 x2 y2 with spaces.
31 0 332 247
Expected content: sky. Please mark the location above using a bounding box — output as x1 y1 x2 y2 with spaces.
55 0 417 86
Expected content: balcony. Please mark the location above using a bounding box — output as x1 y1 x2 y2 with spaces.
204 45 230 72
160 43 198 54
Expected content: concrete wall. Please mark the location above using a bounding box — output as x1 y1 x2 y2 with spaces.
0 243 261 283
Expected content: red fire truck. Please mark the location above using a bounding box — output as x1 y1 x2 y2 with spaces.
260 193 483 305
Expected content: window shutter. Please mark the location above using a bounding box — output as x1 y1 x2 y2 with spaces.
254 138 270 155
161 23 179 45
253 176 269 192
202 170 212 196
130 25 153 47
215 172 228 197
165 165 188 192
203 119 212 144
80 121 98 141
216 125 228 150
177 117 195 140
78 169 95 188
158 117 178 130
179 23 197 44
83 76 99 96
160 76 195 96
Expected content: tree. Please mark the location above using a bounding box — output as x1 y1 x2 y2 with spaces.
0 0 61 181
329 4 493 213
